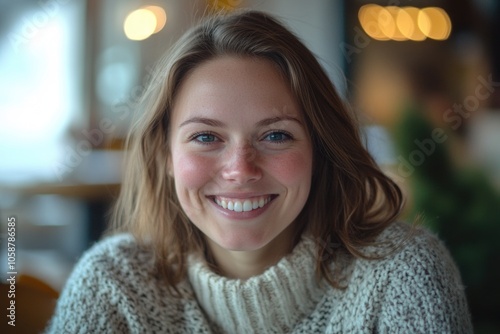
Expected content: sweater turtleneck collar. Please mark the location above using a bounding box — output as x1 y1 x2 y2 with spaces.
187 237 327 333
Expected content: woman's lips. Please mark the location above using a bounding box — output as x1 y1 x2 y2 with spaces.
207 194 277 213
213 195 272 212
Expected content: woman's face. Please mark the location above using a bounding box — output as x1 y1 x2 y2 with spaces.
169 56 313 252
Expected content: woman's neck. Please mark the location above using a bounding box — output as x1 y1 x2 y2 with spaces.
205 225 296 279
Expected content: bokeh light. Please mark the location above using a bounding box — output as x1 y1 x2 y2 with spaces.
124 9 157 41
124 6 167 41
145 6 167 34
418 7 452 41
359 4 390 41
398 7 426 41
358 5 452 41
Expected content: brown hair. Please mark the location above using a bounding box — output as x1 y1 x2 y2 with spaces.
110 10 403 292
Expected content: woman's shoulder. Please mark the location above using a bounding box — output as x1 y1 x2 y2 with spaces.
74 233 154 278
348 221 472 332
56 233 163 304
376 221 455 261
350 220 470 307
360 221 461 276
46 234 192 333
84 233 150 260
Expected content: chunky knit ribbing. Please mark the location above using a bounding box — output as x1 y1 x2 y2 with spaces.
45 222 473 333
187 238 326 333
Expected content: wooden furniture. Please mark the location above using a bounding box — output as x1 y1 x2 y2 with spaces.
1 274 59 333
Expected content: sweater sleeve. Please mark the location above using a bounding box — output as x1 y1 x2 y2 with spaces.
376 227 473 334
44 235 149 334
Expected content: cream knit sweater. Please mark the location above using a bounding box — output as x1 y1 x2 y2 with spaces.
46 222 472 333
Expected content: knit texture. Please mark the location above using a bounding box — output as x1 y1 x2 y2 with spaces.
45 222 472 333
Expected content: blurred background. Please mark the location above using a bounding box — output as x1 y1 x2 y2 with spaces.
0 0 499 332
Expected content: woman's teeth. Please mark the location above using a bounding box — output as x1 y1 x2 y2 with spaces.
214 196 271 212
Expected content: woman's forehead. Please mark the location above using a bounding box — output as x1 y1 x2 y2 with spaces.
171 56 304 124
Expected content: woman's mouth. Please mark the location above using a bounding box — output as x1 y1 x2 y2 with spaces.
212 195 275 212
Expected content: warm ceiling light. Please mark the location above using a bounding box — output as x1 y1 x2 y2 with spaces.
145 5 167 34
383 6 407 41
398 7 426 41
418 7 452 40
124 6 167 41
124 9 157 41
358 4 390 41
358 5 451 41
377 7 397 40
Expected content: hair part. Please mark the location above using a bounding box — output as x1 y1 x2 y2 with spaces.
110 10 404 293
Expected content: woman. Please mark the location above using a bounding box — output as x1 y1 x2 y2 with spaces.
46 10 472 333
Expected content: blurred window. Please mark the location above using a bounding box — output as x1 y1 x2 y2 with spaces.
0 1 85 185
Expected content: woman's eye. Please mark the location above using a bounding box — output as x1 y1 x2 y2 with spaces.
193 133 218 144
263 131 292 143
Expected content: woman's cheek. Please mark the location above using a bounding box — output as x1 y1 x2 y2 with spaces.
174 153 216 189
267 150 312 184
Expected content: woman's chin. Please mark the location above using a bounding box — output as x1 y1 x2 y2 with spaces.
212 235 270 252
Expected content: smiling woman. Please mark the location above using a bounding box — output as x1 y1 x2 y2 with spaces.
45 10 472 333
168 56 313 277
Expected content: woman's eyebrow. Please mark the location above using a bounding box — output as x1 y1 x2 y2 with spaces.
178 115 302 128
179 117 226 128
256 116 303 127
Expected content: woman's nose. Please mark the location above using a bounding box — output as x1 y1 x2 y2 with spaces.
221 145 262 184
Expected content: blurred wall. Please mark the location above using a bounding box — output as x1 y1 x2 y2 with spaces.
245 0 346 93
